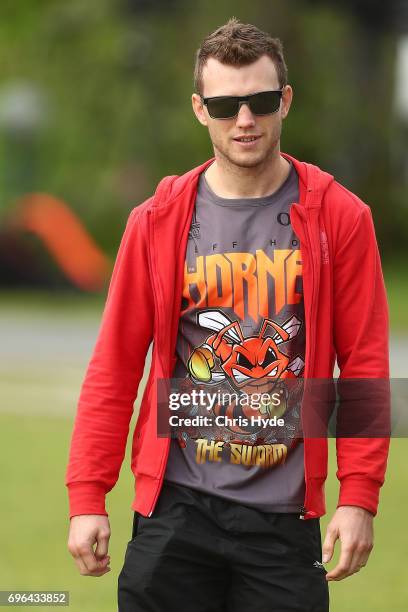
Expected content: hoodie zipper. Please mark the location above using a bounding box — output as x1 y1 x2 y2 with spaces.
301 210 320 520
146 208 171 517
292 202 320 520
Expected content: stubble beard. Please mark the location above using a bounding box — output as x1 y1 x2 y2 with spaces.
211 123 282 172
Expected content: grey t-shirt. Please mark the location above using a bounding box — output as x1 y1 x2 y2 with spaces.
164 160 306 512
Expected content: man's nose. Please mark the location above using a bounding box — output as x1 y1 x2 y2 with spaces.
235 102 256 126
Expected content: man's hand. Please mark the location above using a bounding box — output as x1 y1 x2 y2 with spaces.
322 505 374 581
68 515 111 577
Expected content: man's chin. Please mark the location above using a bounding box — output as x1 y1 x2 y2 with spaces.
217 145 274 169
227 153 270 169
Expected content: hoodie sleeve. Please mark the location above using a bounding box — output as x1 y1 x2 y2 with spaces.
65 204 154 518
333 202 390 516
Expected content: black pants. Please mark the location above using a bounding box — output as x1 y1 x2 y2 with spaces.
118 481 329 611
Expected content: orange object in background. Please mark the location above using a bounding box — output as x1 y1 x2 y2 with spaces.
11 193 112 291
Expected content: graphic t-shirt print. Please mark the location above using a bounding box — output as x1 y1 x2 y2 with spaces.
178 253 304 462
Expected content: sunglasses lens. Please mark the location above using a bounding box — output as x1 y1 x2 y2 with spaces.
250 91 281 114
207 97 239 119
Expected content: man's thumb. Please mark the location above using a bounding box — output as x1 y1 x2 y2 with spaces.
322 527 337 563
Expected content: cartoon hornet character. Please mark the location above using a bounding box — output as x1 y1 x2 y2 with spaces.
187 310 304 390
185 310 305 432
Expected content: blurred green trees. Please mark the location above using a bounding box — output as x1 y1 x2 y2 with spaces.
0 0 405 259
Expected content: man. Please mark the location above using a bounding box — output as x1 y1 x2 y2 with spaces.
66 18 389 612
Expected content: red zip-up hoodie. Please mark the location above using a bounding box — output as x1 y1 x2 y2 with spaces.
65 152 390 521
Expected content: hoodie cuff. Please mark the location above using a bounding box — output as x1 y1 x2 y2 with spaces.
337 476 381 516
67 483 108 519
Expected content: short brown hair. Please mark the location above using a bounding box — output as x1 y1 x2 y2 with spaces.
194 17 288 96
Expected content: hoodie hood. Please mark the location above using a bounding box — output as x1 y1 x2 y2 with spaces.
280 152 335 210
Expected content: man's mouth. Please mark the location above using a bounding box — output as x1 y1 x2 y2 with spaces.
233 135 261 143
233 135 262 148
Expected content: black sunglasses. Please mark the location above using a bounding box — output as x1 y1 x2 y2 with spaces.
201 89 283 119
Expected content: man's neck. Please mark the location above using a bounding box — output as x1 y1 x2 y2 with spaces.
204 150 291 199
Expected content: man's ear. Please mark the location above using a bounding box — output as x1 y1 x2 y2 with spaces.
192 93 208 126
281 85 293 120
